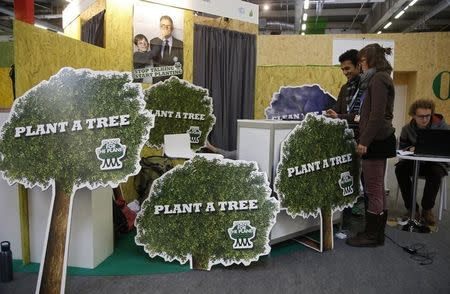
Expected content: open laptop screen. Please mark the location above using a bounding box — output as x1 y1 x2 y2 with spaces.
414 129 450 158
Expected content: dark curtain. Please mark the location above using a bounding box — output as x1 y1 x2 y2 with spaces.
81 10 105 47
193 24 256 151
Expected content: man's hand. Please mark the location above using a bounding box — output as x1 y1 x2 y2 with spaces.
356 144 367 157
325 109 338 119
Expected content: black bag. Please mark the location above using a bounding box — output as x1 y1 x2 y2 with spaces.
363 132 396 159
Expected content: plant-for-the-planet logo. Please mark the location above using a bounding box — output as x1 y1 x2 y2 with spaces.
96 138 126 170
228 220 256 249
187 126 201 143
339 171 354 196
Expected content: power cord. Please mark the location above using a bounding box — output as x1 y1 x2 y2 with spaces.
385 234 435 265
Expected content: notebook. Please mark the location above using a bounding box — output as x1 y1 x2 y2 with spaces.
414 129 450 158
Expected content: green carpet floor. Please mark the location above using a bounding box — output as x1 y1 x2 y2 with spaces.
13 230 310 276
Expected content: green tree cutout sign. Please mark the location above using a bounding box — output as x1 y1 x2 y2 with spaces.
274 113 360 251
0 68 154 294
135 157 280 270
144 76 215 150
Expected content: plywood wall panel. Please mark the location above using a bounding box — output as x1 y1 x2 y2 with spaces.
14 21 104 97
193 15 258 35
104 0 132 71
0 68 13 108
257 32 450 119
255 66 345 119
183 11 194 83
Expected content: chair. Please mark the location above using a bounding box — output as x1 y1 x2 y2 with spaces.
395 174 448 221
163 133 224 160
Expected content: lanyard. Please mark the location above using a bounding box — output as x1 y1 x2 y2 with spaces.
347 88 360 113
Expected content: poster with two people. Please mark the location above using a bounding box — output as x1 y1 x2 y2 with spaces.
133 1 184 84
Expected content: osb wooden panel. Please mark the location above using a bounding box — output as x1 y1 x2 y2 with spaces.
255 66 345 119
193 15 258 35
64 0 105 39
14 20 104 97
0 68 13 108
257 32 450 118
183 10 194 83
81 0 106 24
104 0 132 71
64 18 81 40
258 35 332 66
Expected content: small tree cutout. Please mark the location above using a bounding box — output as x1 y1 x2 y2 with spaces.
135 157 280 270
144 76 215 150
0 68 153 294
274 113 360 252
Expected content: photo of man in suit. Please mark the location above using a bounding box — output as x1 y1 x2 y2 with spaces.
150 15 183 83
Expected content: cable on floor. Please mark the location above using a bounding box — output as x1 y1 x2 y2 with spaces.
385 234 435 265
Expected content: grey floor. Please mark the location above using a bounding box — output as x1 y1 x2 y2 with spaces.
2 160 449 294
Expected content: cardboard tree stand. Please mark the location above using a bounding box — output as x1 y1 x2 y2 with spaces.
0 68 154 294
265 84 336 120
135 157 280 270
143 76 215 150
274 113 360 252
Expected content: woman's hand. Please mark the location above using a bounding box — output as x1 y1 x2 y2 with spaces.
356 144 367 157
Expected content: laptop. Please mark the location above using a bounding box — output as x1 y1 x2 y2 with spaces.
414 129 450 158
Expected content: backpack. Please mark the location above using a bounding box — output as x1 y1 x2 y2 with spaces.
134 156 175 204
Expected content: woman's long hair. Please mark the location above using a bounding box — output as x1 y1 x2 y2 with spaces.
358 43 393 74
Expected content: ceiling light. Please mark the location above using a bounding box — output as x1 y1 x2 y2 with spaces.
383 22 392 29
303 13 307 21
301 32 305 36
263 4 269 11
304 0 310 10
301 23 306 31
377 31 382 34
409 0 418 6
34 24 48 30
394 11 405 19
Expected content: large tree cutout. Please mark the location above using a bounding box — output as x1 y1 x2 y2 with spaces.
135 157 280 270
274 113 360 251
0 68 153 293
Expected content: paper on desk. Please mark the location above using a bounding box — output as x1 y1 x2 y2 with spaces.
397 150 414 156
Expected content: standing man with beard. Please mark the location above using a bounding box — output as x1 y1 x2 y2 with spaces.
325 49 362 138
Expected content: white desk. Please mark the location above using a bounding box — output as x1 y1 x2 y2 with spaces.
397 153 450 231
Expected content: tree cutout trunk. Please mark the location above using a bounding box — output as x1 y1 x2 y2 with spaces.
321 207 333 251
38 182 73 294
192 255 209 270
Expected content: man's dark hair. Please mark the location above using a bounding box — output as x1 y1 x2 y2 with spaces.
339 49 358 67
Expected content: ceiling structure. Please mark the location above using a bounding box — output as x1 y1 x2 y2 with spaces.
0 0 449 38
250 0 450 34
0 0 67 38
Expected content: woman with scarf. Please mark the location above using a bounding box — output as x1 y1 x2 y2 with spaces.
346 43 396 247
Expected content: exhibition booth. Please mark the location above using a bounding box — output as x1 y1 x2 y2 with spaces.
0 0 449 293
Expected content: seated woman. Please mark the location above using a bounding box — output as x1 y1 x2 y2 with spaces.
395 98 448 225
